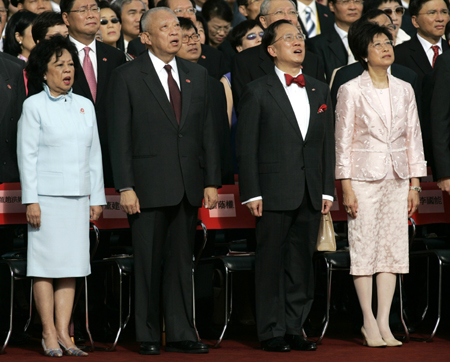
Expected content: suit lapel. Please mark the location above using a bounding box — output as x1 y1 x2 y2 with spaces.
410 36 432 75
259 45 275 75
74 59 93 102
267 73 303 141
304 79 319 143
177 58 191 130
140 55 179 130
359 71 388 128
327 30 348 64
95 41 108 103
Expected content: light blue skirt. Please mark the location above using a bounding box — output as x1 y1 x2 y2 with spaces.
27 195 91 278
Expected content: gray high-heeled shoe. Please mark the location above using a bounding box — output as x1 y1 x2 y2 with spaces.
41 339 63 357
57 339 88 357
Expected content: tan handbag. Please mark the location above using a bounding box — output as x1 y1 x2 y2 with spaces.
316 212 336 251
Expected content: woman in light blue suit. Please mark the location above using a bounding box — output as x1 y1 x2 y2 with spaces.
17 36 106 357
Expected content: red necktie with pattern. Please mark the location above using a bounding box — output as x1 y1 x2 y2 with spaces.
164 64 181 124
284 73 306 87
431 45 440 68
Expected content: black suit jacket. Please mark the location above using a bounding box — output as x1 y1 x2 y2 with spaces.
127 37 227 80
401 8 417 37
236 72 335 211
108 54 221 208
0 53 26 183
306 27 348 83
231 44 326 111
330 62 420 112
72 41 127 188
394 35 449 86
298 3 334 39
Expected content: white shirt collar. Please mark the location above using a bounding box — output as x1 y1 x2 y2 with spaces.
147 49 178 74
274 65 303 88
401 0 409 8
297 0 317 15
334 23 348 41
416 32 442 50
69 36 97 54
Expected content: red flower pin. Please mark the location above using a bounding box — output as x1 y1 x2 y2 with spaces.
80 108 85 114
201 55 206 59
317 104 327 114
186 79 191 83
7 85 11 89
103 58 107 62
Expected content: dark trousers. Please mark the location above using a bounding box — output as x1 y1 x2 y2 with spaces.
129 195 198 342
255 191 321 341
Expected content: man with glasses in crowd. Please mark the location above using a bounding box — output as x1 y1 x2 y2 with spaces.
231 0 325 110
237 0 262 20
60 0 126 188
236 18 334 353
307 0 363 82
111 0 145 52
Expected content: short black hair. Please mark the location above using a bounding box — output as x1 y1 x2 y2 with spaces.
229 19 260 50
0 0 10 11
60 0 99 14
26 35 79 92
363 0 402 13
236 0 248 6
262 19 292 60
409 0 450 17
349 9 392 40
158 0 196 7
4 10 38 57
202 0 233 23
178 16 197 31
196 13 210 44
32 11 66 43
349 22 393 70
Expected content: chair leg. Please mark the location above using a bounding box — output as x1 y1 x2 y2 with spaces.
427 258 443 342
192 266 200 342
84 276 94 352
214 266 230 348
24 279 33 332
1 266 14 354
106 266 124 352
316 262 333 344
397 274 409 342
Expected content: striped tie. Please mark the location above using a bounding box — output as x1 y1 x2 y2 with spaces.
305 7 316 38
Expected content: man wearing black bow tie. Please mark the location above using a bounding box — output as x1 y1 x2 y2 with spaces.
236 19 335 353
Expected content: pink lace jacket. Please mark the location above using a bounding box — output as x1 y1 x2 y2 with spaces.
335 71 427 181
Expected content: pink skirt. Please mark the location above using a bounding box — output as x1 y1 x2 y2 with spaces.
348 178 409 275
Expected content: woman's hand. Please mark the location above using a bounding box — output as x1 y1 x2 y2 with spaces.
26 203 41 229
90 205 103 221
408 190 420 217
343 189 358 218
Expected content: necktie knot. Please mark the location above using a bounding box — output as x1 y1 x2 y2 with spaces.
164 64 172 73
83 46 90 55
285 73 305 88
305 6 311 14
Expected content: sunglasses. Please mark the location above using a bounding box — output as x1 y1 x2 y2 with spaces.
100 18 120 25
246 31 264 40
382 6 405 16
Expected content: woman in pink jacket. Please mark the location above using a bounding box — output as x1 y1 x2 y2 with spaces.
335 22 426 348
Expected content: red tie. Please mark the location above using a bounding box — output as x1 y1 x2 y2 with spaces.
285 73 306 87
164 64 181 124
83 47 97 102
431 45 440 68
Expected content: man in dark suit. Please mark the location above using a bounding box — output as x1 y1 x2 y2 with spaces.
331 9 420 109
297 0 334 39
306 0 363 82
237 19 334 352
231 0 326 110
60 0 127 188
127 0 228 78
108 8 221 355
394 0 450 86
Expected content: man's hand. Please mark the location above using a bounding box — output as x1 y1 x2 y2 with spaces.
438 178 450 195
26 203 41 229
246 200 263 217
204 187 218 209
120 190 141 215
322 199 333 214
90 205 103 221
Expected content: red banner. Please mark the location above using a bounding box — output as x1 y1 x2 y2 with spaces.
0 181 448 229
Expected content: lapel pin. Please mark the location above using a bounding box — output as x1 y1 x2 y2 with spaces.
312 88 316 91
324 13 328 17
103 58 107 61
186 79 191 83
201 55 206 59
80 108 85 114
7 85 11 89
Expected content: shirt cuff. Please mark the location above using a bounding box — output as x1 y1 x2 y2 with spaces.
242 196 262 205
119 187 133 192
323 194 334 202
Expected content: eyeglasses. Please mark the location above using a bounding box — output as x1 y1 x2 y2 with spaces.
210 24 231 33
371 40 394 50
335 0 363 5
246 31 264 40
417 9 449 17
263 10 298 17
100 18 120 25
271 32 305 45
182 33 200 43
173 8 197 16
382 6 405 16
69 6 100 16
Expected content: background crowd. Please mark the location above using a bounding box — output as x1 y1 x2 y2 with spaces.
1 0 450 356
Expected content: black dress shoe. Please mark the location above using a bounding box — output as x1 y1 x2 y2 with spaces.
165 340 209 353
261 337 291 352
284 334 317 351
139 342 161 355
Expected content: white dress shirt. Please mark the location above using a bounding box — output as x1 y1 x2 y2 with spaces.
242 66 333 204
297 0 319 37
401 0 409 8
69 36 98 81
147 50 180 100
334 23 356 64
416 33 443 66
